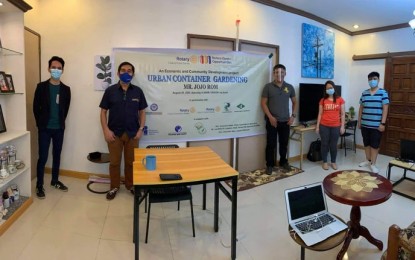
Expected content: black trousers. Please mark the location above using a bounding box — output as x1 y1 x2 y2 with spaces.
265 120 290 167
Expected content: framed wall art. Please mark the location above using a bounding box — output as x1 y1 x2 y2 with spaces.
0 104 6 133
301 23 335 79
0 71 9 92
5 74 15 93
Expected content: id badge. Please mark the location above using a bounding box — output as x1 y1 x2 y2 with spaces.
56 94 59 104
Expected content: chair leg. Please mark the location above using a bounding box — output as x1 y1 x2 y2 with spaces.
145 195 148 213
145 202 151 243
178 201 180 211
190 198 195 237
344 137 347 157
354 135 356 153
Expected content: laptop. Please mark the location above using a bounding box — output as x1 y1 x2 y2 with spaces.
399 139 415 163
284 182 348 246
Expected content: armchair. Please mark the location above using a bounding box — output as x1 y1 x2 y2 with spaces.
381 221 415 260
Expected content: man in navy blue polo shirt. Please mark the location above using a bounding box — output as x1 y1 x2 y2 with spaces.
100 61 148 200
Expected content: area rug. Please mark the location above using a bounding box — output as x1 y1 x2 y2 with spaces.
225 166 304 192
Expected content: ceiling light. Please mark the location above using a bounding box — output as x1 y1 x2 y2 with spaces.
353 24 359 29
0 3 3 7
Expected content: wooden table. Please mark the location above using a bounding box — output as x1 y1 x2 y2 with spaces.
289 215 347 260
323 170 392 260
288 125 317 170
133 146 239 260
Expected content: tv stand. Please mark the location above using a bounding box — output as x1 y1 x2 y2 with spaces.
288 124 317 170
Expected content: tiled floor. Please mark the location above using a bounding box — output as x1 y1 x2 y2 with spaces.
0 149 413 260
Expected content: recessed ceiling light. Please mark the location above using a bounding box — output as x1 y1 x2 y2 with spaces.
353 24 359 29
0 3 3 7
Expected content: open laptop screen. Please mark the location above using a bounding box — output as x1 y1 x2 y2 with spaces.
287 184 326 221
401 139 415 162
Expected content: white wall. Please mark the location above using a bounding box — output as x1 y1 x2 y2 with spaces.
23 0 412 175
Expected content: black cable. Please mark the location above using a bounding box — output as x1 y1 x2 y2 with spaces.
86 181 110 194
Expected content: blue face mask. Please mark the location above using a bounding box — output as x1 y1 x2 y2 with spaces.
326 88 335 95
50 69 62 80
119 72 133 83
369 79 378 88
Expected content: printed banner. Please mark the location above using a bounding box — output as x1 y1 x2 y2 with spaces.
113 48 270 142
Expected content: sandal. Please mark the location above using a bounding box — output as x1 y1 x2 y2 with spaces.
322 163 329 170
331 163 338 170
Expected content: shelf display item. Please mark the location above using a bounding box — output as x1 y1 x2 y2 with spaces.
0 149 8 179
6 145 16 174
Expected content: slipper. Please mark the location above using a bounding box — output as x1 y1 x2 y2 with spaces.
331 163 338 170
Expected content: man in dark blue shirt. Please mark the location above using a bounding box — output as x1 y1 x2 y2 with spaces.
100 61 148 200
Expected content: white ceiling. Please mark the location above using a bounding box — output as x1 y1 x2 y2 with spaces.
270 0 415 32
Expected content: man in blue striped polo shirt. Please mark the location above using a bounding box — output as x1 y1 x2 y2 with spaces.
357 71 389 173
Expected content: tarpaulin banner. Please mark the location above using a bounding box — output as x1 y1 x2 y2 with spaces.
113 48 270 142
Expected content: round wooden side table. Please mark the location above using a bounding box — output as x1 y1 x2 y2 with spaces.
323 170 393 260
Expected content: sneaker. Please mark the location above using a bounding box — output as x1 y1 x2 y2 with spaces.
51 181 68 192
359 160 371 167
36 186 45 199
370 164 379 174
322 163 329 170
282 163 291 171
266 166 273 175
106 188 119 200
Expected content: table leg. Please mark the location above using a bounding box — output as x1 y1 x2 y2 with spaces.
203 184 206 210
134 186 140 260
301 246 305 260
214 182 219 232
299 132 304 170
387 163 392 180
231 176 238 260
337 206 383 260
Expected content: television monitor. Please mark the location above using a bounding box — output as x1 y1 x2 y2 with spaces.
299 83 342 124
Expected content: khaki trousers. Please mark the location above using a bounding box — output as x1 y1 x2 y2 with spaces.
107 132 138 190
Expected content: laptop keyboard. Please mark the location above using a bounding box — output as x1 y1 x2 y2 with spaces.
295 214 336 234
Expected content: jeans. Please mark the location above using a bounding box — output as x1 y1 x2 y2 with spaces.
319 125 340 163
107 132 138 190
265 120 290 167
36 128 65 187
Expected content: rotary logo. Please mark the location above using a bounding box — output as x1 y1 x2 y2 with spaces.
150 103 158 111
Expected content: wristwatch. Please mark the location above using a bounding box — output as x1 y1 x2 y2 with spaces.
139 127 144 131
381 123 386 126
291 114 296 118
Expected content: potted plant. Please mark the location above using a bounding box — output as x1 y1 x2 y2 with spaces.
96 56 112 89
349 106 355 119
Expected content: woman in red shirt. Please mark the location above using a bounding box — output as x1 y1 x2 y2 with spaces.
316 81 345 170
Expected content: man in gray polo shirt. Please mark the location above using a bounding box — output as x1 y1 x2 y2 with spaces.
261 64 297 175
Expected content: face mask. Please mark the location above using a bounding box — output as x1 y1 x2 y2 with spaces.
120 72 133 83
369 79 378 88
326 88 335 95
50 69 62 80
